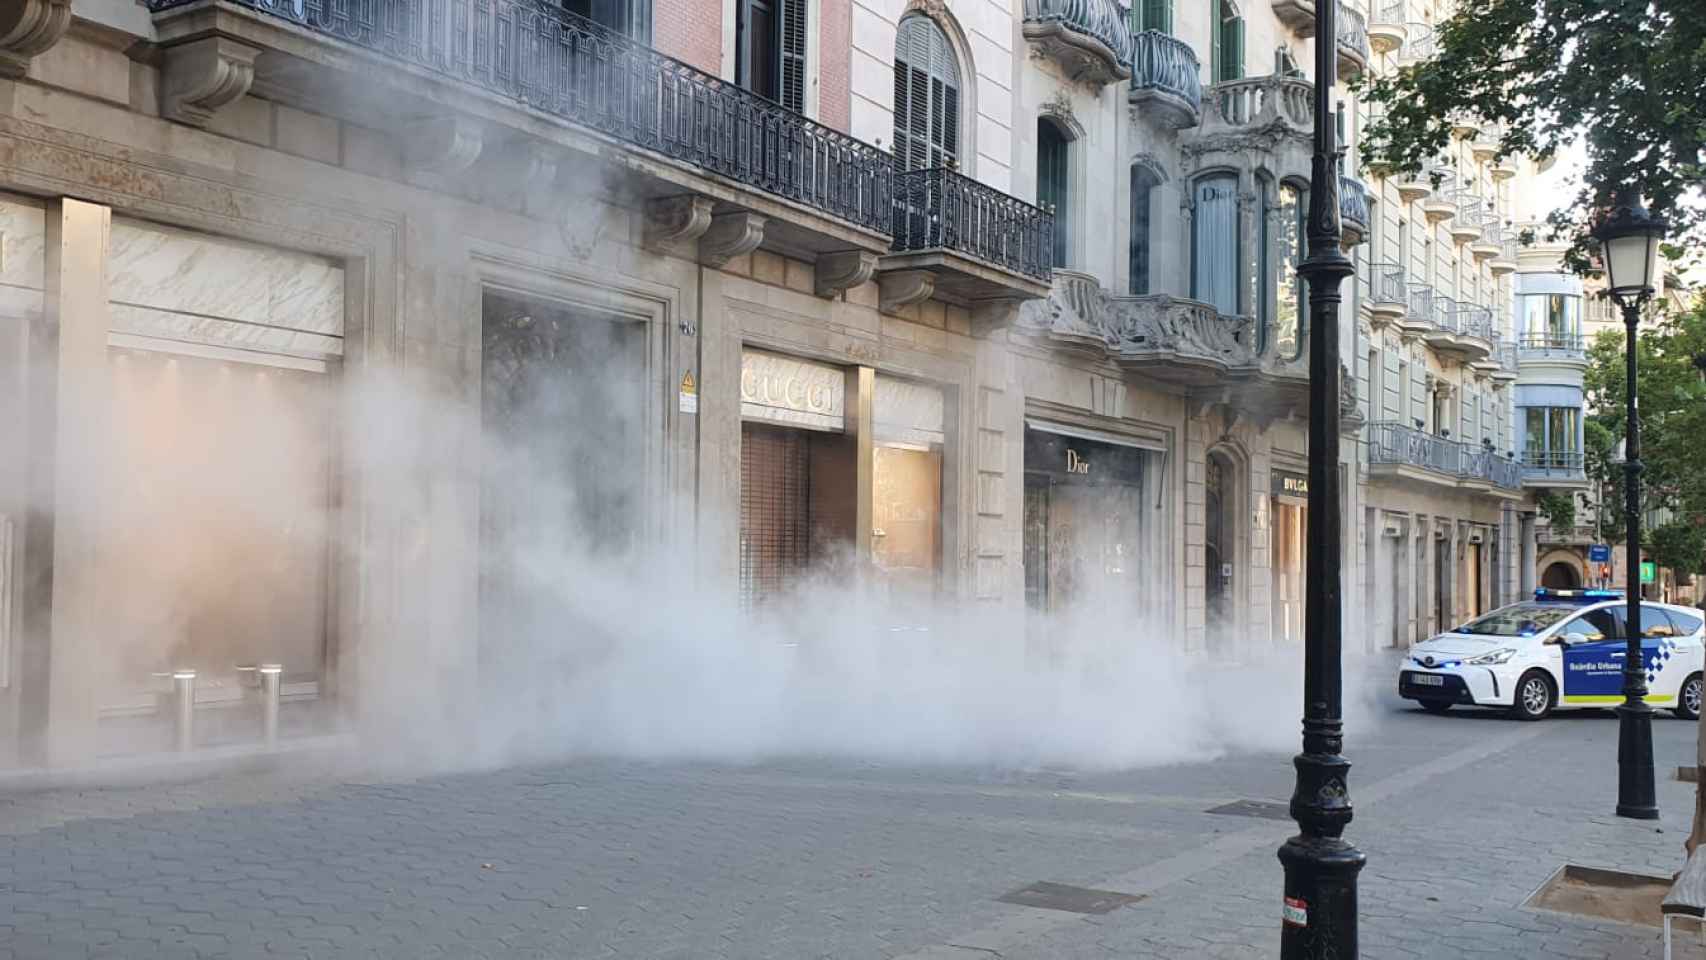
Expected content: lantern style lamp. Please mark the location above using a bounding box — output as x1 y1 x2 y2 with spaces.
1594 196 1667 305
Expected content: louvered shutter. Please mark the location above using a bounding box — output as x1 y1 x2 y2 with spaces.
779 0 806 112
892 16 960 171
1223 17 1245 81
1142 0 1172 33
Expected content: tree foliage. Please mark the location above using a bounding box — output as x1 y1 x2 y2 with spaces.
1581 296 1706 571
1359 0 1706 273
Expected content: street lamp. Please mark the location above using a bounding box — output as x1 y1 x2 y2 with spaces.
1593 193 1668 821
1277 0 1364 954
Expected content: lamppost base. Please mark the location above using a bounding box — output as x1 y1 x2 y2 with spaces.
1278 834 1366 959
1615 698 1659 820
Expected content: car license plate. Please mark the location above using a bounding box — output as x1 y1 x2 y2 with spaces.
1411 673 1445 686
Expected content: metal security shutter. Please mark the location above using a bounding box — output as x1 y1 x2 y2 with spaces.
892 16 960 171
740 423 812 607
780 0 807 112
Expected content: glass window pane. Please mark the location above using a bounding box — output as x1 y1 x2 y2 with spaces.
1192 174 1238 315
1275 183 1304 359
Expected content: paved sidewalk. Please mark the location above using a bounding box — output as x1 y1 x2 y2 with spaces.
0 692 1701 959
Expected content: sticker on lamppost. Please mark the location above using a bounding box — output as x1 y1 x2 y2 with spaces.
679 370 698 414
1283 897 1308 927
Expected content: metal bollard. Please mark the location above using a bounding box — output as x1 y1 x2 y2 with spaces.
259 664 282 749
173 669 196 752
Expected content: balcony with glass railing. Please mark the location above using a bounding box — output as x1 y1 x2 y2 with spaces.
1523 450 1587 484
1518 331 1587 360
1023 0 1134 86
1366 421 1524 492
1129 29 1203 128
1367 0 1407 53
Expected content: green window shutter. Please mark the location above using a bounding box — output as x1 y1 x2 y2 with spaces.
1211 10 1222 82
1224 17 1245 81
1141 0 1172 33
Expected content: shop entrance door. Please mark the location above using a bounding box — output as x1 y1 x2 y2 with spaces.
1021 429 1151 615
1271 498 1307 645
1466 541 1484 617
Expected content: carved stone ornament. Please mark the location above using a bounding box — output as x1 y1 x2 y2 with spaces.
814 250 879 299
878 270 936 314
402 116 485 181
1016 271 1253 370
642 195 714 256
698 212 766 269
1339 360 1363 426
903 0 950 19
160 35 263 127
0 0 71 78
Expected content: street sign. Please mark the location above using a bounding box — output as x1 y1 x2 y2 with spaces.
1589 544 1610 563
1641 561 1657 584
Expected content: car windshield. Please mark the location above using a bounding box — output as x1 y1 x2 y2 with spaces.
1452 603 1579 637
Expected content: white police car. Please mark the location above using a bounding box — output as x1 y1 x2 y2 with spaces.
1398 589 1706 721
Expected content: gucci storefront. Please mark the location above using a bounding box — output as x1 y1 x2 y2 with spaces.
1021 423 1165 615
737 349 949 606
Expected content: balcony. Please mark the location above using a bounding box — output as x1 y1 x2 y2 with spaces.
1523 451 1588 486
1340 175 1370 246
1492 340 1520 384
1400 283 1437 340
1015 273 1309 410
1272 0 1318 36
1337 2 1371 77
1206 74 1313 135
885 167 1054 309
1447 189 1484 244
1394 159 1450 204
1364 262 1408 328
1400 21 1436 62
1517 332 1588 363
1449 111 1482 140
1468 218 1505 262
1537 521 1600 547
1367 0 1407 54
145 0 895 263
1448 301 1495 361
1491 157 1519 181
1022 0 1133 87
1489 238 1519 276
1471 122 1504 164
1366 421 1524 495
1419 169 1458 223
1129 29 1204 128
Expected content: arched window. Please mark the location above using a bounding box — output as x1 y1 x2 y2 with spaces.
1191 173 1239 316
893 16 961 171
1129 166 1161 295
1038 119 1071 268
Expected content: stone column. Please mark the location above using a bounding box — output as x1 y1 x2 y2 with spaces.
1519 513 1538 595
847 365 875 564
19 198 112 766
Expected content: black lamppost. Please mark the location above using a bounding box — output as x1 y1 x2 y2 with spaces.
1593 194 1668 821
1277 0 1364 953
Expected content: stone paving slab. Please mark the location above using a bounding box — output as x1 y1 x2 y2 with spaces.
0 692 1702 959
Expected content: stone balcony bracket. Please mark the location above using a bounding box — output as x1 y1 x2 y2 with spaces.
0 0 73 77
642 195 716 258
878 270 937 315
814 251 880 300
160 34 263 127
698 212 768 270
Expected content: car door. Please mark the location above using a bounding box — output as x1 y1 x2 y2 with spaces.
1639 604 1688 701
1559 606 1625 702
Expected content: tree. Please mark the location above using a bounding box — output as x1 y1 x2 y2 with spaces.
1358 0 1705 272
1580 294 1706 576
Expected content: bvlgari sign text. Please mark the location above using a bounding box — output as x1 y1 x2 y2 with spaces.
1271 469 1308 499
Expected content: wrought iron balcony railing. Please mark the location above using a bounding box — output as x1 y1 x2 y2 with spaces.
1368 420 1459 475
1402 21 1437 60
892 167 1054 282
1022 0 1134 83
1366 261 1407 306
1407 283 1437 328
1336 1 1370 67
1367 421 1523 490
1518 332 1586 357
145 0 895 234
1129 29 1203 125
1495 339 1519 371
1340 174 1370 241
1452 302 1494 342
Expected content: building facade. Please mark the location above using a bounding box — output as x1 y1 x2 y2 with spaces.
0 0 1542 766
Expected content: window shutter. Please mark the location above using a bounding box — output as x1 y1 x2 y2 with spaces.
1211 12 1222 82
779 0 807 112
891 17 960 172
1225 17 1245 81
1142 0 1172 34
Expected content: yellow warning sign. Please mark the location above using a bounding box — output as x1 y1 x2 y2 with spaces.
679 370 697 395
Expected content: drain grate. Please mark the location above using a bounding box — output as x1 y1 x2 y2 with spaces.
997 881 1145 915
1205 799 1292 821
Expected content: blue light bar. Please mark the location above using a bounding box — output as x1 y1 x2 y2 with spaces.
1534 588 1624 603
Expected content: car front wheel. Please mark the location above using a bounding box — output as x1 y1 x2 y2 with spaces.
1675 673 1703 721
1510 671 1554 721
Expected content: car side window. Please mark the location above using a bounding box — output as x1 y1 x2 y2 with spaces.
1640 605 1679 638
1667 609 1704 636
1563 608 1620 641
